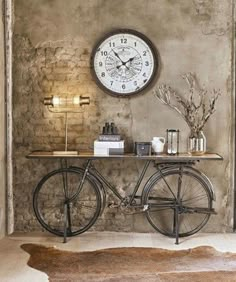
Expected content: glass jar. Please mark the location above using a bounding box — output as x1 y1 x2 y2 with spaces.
166 129 180 155
188 131 206 155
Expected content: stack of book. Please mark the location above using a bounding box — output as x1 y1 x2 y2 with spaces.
94 122 124 156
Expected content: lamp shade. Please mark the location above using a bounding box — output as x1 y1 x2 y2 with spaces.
43 94 90 154
44 95 90 107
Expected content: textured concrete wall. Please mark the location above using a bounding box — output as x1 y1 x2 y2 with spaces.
0 0 6 238
13 0 234 233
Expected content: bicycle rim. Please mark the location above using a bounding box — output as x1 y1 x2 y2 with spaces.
33 168 101 237
144 168 212 237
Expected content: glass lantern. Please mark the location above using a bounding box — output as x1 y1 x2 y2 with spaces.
166 129 179 155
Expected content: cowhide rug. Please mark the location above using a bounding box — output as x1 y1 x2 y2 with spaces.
21 244 236 282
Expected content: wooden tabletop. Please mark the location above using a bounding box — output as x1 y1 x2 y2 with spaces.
27 151 223 162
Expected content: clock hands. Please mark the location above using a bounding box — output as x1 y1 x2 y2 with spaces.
124 55 139 64
111 50 129 71
116 55 141 73
111 50 141 79
112 49 135 70
112 49 125 64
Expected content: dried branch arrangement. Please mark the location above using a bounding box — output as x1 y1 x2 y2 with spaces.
154 73 221 137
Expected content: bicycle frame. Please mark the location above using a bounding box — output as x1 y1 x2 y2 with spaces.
68 159 215 210
70 159 153 207
29 151 222 245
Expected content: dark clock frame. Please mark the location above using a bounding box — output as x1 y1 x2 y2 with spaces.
90 29 160 97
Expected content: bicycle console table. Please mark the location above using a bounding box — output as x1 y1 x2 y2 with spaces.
27 151 223 244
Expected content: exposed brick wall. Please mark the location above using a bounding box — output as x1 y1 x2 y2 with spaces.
13 36 151 232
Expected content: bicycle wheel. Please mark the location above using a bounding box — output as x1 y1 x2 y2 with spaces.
33 168 102 237
143 167 213 237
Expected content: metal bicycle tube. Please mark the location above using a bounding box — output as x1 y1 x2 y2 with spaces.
59 158 72 242
129 160 151 205
61 160 72 231
63 175 73 235
157 166 178 200
63 203 67 243
174 165 183 244
61 159 93 242
91 160 152 203
69 159 93 202
177 165 183 202
67 204 72 233
91 166 124 200
60 158 69 199
175 206 179 245
60 158 68 169
62 167 68 198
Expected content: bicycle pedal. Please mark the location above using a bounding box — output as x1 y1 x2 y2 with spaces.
108 202 119 209
143 204 149 211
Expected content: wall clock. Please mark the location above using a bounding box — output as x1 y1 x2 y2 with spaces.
91 29 159 97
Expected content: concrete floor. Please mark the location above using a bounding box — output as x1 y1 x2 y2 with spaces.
0 232 236 282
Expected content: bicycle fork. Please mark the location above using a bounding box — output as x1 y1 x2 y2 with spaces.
61 159 93 243
174 165 183 245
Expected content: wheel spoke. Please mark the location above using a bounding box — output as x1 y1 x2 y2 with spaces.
33 168 101 237
182 183 205 200
182 193 208 204
144 169 212 238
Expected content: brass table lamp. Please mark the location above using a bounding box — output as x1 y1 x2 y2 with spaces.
44 95 90 155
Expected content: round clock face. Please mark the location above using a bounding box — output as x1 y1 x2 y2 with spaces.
91 29 159 97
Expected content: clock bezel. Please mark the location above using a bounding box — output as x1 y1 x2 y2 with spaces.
90 29 160 97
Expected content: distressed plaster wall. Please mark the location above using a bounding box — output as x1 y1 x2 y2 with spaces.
0 0 6 238
13 0 234 233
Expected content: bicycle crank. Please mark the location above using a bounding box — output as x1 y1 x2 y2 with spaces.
119 205 147 215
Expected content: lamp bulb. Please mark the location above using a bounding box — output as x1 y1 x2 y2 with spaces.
73 96 80 105
52 96 60 106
